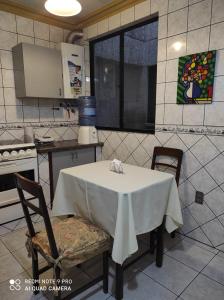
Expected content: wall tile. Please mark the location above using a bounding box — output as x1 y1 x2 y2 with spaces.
49 25 63 43
189 0 203 4
157 61 166 82
166 58 178 82
157 38 167 61
183 105 204 125
0 69 2 87
5 105 23 123
0 88 4 105
205 153 224 185
87 24 98 39
169 0 188 12
155 104 164 124
151 0 168 16
3 87 21 105
34 21 50 40
212 0 224 24
0 30 17 50
210 22 224 50
34 38 49 47
18 35 34 44
215 50 224 76
121 7 135 26
0 11 16 33
165 82 177 103
135 0 151 20
213 76 224 102
205 187 224 216
167 33 187 59
168 8 188 37
16 16 34 37
187 26 210 54
0 50 13 69
2 69 14 87
158 15 167 39
39 107 54 122
164 104 183 124
23 106 39 122
188 0 212 31
0 106 6 123
189 168 217 195
97 19 109 35
205 102 224 126
109 14 121 31
156 83 165 103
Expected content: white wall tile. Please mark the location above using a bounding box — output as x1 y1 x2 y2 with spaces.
49 26 63 43
165 82 177 103
155 104 164 124
87 24 98 39
157 38 167 61
39 107 54 122
97 19 109 35
188 0 212 31
189 0 203 4
167 33 187 59
168 8 188 37
3 88 21 105
5 105 23 123
18 35 34 44
0 11 16 33
183 105 205 125
2 69 14 87
0 50 13 69
164 104 183 124
151 0 168 16
34 21 50 40
16 16 34 37
212 0 224 24
23 106 39 122
166 58 178 82
35 38 49 47
187 26 210 54
156 83 165 103
205 102 224 126
213 76 224 101
0 88 4 105
169 0 188 12
0 106 6 123
215 50 224 76
157 61 166 82
109 14 121 31
121 7 134 26
0 70 2 87
210 22 224 50
135 0 151 20
158 15 167 39
0 30 17 50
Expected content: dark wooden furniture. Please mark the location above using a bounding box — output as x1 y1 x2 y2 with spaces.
151 146 183 242
15 173 109 300
36 140 103 207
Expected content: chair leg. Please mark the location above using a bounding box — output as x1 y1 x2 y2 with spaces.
54 266 61 300
115 263 123 300
170 231 176 238
103 251 109 294
150 230 156 254
156 221 164 268
32 249 39 295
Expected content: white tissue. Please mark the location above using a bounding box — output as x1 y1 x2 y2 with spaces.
110 159 123 174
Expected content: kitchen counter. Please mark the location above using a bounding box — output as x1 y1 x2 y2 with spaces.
36 140 103 154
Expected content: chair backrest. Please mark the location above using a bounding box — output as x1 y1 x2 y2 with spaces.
151 147 183 186
15 173 59 259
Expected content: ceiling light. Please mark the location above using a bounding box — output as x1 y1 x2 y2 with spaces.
173 42 183 51
45 0 82 17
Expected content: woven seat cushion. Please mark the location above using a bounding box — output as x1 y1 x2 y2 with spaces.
31 217 110 269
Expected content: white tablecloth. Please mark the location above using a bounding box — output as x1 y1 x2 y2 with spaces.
52 160 183 264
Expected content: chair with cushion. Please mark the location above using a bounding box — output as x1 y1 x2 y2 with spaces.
150 146 183 251
15 173 110 300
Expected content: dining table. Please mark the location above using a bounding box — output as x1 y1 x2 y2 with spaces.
52 160 183 299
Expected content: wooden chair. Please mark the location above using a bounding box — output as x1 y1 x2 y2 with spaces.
15 173 110 300
150 146 183 252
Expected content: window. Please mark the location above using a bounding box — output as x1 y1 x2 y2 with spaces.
90 18 158 133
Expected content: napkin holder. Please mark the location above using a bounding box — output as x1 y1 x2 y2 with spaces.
110 159 123 174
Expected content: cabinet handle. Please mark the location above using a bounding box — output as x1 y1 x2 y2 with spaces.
71 152 78 162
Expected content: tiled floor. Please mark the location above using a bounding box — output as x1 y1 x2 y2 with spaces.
0 222 224 300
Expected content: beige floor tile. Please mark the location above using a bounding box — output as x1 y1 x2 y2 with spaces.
0 253 24 283
0 240 10 256
1 228 27 251
12 247 45 270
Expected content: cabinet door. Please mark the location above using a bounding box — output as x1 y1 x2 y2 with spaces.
52 148 95 191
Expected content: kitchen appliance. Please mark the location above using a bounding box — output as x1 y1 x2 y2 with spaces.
0 143 38 225
78 126 98 144
35 136 55 144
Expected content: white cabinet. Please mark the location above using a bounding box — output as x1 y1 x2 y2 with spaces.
59 43 85 99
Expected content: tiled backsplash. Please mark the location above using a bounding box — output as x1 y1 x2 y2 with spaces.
83 0 224 251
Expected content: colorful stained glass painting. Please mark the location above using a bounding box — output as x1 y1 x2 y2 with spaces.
177 51 216 104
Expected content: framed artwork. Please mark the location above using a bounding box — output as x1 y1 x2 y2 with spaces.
177 50 216 104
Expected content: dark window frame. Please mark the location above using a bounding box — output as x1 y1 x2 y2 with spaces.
90 17 158 134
